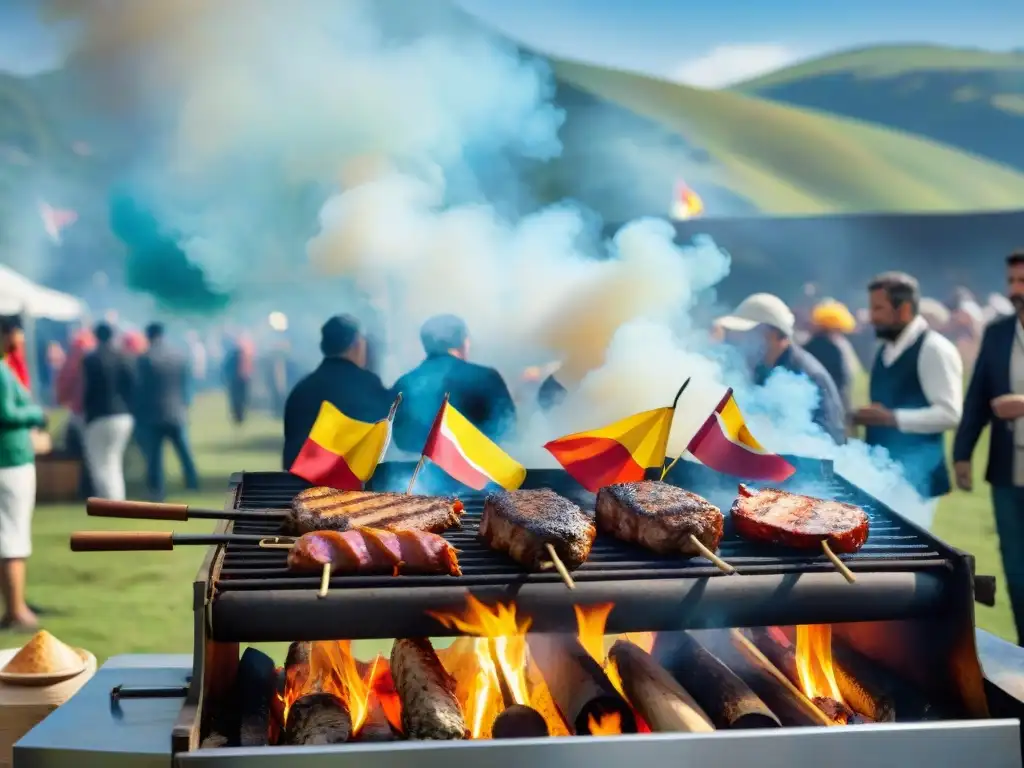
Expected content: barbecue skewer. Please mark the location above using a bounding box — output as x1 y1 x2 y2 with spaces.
687 536 736 575
70 531 285 551
86 497 285 522
821 541 856 583
544 543 576 590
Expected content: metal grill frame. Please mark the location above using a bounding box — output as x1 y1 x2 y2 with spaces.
203 460 969 642
170 459 993 755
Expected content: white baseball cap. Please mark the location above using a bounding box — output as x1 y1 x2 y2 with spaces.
715 293 795 338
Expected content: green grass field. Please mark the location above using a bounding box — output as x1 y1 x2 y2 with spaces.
10 386 1012 665
551 56 1024 215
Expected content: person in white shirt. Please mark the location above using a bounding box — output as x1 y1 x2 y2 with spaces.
852 272 963 529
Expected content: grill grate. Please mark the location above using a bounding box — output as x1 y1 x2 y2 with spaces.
205 462 956 641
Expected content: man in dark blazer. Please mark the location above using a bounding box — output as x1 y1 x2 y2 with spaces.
135 323 199 500
954 249 1024 644
392 315 516 454
282 315 395 470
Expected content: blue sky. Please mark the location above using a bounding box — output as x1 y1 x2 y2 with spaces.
1 0 1022 85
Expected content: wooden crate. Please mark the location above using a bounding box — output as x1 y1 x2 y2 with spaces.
34 454 81 504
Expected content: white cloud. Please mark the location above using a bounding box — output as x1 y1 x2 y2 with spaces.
672 44 799 88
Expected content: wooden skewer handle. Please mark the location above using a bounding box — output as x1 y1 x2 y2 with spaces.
71 531 175 551
87 497 189 521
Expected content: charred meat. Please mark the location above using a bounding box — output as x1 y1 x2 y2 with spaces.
391 638 466 740
286 487 464 535
595 481 723 557
731 484 869 554
286 528 462 577
480 489 595 570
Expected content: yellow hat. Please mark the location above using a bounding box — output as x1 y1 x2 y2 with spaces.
811 300 856 333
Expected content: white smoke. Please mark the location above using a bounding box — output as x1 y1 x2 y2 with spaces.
53 0 931 524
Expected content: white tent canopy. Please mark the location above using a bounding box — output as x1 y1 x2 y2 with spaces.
0 265 85 321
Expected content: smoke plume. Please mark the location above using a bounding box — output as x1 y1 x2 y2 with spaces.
50 0 931 523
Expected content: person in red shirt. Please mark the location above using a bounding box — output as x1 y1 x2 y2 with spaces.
3 319 30 390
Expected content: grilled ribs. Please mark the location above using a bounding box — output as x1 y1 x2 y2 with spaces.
731 484 869 554
286 529 462 576
595 480 723 556
285 487 464 535
480 489 595 570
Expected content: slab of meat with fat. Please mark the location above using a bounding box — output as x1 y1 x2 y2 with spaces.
480 489 595 570
286 487 464 535
286 528 462 576
731 484 869 554
595 480 723 556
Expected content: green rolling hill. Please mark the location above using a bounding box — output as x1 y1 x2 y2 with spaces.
551 56 1024 215
733 44 1024 171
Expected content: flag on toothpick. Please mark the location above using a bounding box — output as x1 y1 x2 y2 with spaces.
670 181 704 221
421 395 526 491
686 389 794 482
544 380 689 492
38 201 78 244
289 396 401 490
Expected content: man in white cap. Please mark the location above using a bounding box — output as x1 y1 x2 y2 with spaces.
716 293 846 443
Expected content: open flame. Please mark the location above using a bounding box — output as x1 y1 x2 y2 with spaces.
574 603 653 735
793 625 845 704
431 595 545 738
587 712 623 736
280 641 400 737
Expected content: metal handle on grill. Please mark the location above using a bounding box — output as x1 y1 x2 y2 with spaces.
975 575 997 607
87 498 189 521
70 531 175 551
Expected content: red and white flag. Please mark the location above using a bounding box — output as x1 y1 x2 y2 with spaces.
39 201 78 244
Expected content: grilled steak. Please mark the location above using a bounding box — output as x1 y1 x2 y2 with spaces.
285 487 464 535
391 638 466 740
731 484 869 554
595 481 723 557
480 489 595 570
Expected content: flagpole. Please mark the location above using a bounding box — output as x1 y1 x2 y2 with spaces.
671 377 691 410
406 392 450 495
660 378 692 480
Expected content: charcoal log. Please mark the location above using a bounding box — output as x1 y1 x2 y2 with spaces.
832 640 930 722
654 632 779 729
608 640 714 733
747 629 894 724
200 731 231 749
281 693 352 745
492 705 550 739
527 634 636 736
391 638 466 740
236 647 277 747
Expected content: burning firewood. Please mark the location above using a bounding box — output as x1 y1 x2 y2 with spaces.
391 639 467 740
527 634 637 736
653 632 780 729
237 647 278 747
608 639 714 733
745 628 893 724
696 630 829 728
526 656 571 736
492 704 550 738
281 692 352 745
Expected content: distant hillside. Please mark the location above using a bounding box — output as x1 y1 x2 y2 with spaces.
733 45 1024 171
552 56 1024 214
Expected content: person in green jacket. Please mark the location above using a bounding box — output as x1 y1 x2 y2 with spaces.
0 315 46 630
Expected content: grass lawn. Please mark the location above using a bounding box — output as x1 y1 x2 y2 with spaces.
11 389 1013 666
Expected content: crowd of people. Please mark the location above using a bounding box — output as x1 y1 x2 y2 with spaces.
0 251 1021 641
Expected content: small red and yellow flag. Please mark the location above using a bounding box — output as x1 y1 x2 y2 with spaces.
687 389 794 482
289 397 400 490
422 396 526 491
544 406 675 493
